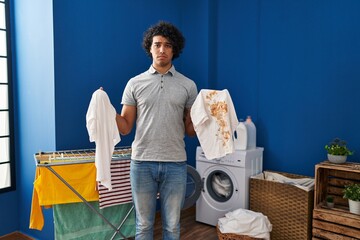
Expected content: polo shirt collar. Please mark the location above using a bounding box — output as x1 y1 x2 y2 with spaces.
149 65 175 76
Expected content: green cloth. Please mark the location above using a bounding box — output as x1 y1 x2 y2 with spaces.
53 201 135 240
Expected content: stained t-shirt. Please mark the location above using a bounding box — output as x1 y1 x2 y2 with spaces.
191 89 238 160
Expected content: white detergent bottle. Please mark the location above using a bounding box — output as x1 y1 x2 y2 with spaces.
234 120 247 150
245 116 256 149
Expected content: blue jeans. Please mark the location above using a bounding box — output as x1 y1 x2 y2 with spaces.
130 160 187 240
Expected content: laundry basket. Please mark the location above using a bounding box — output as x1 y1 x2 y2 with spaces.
216 225 262 240
249 171 314 240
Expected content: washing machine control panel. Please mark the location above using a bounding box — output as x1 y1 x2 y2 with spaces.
215 155 244 167
195 146 264 168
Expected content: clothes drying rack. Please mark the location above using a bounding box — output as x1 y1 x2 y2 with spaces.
34 146 134 240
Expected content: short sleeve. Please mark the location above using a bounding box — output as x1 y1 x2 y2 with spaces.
186 81 198 109
121 80 137 106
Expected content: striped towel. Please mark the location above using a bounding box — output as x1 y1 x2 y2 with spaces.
98 159 132 209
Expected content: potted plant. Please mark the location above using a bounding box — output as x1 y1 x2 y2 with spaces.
326 195 335 208
325 138 354 164
343 183 360 215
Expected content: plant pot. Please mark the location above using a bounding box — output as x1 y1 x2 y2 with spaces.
326 201 334 208
327 154 347 164
349 199 360 215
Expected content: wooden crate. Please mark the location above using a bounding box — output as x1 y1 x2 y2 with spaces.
312 161 360 239
250 171 314 240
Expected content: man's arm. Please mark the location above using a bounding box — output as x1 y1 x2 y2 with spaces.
184 107 196 137
116 104 136 135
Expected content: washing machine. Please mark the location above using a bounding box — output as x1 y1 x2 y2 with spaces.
195 146 263 226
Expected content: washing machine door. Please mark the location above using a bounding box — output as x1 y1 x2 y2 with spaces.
200 164 242 212
182 165 202 209
205 168 234 203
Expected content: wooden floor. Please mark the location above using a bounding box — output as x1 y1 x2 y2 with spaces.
154 206 218 240
0 206 217 240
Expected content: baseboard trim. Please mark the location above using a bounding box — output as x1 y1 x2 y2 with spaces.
0 231 34 240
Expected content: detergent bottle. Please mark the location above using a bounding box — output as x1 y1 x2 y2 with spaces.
234 120 247 150
245 116 256 149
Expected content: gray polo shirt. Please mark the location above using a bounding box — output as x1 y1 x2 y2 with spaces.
121 65 198 162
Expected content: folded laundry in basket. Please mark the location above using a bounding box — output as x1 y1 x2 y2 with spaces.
263 171 314 191
218 208 272 240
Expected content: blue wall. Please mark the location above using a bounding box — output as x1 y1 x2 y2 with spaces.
1 0 360 239
52 0 210 168
257 0 360 172
214 0 360 174
0 191 18 234
53 0 183 151
1 0 56 238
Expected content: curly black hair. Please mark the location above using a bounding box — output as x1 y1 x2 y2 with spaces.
142 21 185 60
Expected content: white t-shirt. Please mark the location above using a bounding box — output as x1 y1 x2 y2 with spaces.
191 89 238 160
86 89 120 190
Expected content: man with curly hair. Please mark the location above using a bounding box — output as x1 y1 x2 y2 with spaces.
116 21 198 240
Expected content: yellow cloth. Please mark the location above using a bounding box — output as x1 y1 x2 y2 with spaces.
29 163 99 230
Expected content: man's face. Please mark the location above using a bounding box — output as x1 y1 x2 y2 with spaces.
150 35 174 69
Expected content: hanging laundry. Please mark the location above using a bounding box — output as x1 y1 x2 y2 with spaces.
191 89 238 160
98 159 132 209
29 163 99 231
86 89 121 190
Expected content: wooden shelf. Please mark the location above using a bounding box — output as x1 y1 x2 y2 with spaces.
312 161 360 239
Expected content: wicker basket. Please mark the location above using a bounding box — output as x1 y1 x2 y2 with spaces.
216 225 262 240
249 171 314 240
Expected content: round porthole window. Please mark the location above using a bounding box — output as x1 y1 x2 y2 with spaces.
206 170 233 202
